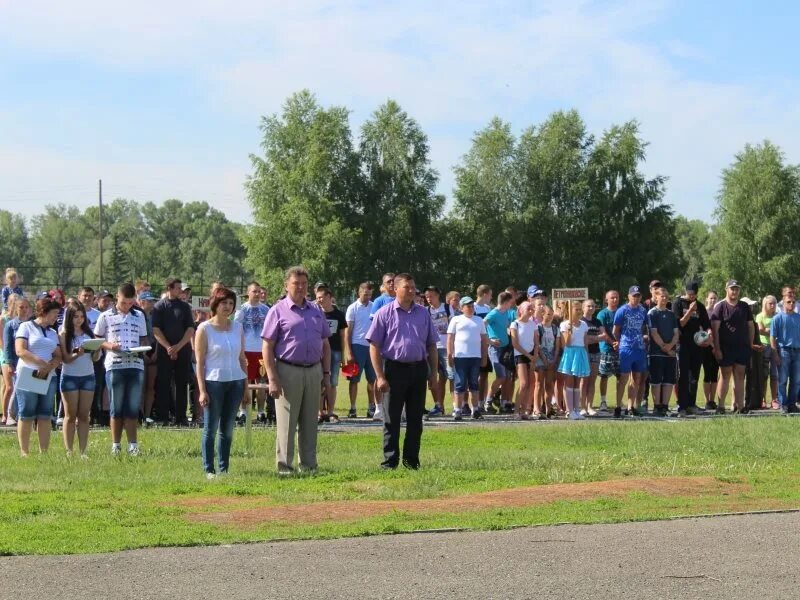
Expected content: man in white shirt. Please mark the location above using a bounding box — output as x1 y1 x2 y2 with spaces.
345 282 377 418
447 296 489 420
94 282 149 456
78 287 100 330
234 282 271 424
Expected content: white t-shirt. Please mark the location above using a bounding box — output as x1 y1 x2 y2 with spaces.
94 307 148 371
345 300 373 347
510 319 537 356
15 321 59 370
85 307 101 331
560 319 588 347
199 321 247 382
447 314 486 358
428 303 450 349
234 302 270 353
61 332 96 377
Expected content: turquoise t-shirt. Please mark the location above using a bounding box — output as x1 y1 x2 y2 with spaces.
484 308 510 346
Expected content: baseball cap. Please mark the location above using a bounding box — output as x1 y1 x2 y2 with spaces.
629 285 642 296
138 291 156 302
684 279 699 293
648 279 663 289
741 296 757 306
180 284 192 291
726 279 740 289
459 296 475 307
424 285 441 295
99 289 113 299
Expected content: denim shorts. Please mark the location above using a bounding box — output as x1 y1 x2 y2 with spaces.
349 344 376 384
453 357 481 393
61 374 96 393
106 368 144 419
17 376 58 420
330 350 342 387
488 346 508 379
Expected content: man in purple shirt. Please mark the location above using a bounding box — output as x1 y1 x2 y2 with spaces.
367 273 438 470
261 266 333 475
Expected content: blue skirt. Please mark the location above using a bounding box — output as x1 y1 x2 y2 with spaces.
558 346 590 378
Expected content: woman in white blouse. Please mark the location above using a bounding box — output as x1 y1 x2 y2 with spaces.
195 287 248 478
14 297 63 456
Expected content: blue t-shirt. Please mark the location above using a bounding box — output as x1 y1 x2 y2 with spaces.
770 311 800 349
647 306 678 356
484 308 510 346
613 303 648 352
597 307 617 353
370 294 394 319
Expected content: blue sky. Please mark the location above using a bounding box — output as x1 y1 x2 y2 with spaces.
1 0 798 224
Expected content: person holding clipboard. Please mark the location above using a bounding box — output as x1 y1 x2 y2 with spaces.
94 283 150 456
59 299 102 457
14 297 62 456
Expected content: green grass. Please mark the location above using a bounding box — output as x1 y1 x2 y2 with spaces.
1 416 799 555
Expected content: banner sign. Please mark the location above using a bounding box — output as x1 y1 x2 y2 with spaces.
551 288 589 301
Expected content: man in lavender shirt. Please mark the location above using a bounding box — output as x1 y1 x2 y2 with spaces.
261 266 333 475
367 273 438 470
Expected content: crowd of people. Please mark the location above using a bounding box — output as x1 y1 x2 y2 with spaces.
1 264 799 475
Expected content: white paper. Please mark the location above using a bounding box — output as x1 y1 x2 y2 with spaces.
80 339 104 351
126 346 152 354
16 366 54 395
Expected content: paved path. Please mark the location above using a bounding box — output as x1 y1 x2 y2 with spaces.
3 512 798 599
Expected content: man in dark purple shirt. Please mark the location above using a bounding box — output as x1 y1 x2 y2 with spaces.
367 273 438 470
261 266 332 475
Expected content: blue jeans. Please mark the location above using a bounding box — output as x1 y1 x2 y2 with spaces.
106 368 144 419
778 348 800 408
202 379 245 474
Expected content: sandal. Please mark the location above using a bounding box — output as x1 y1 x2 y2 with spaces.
328 413 340 424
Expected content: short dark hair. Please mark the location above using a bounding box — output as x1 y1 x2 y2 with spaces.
315 286 332 297
476 284 491 297
118 282 136 299
358 281 373 291
35 297 61 318
209 287 237 315
498 291 513 305
79 286 95 295
394 273 414 285
165 277 181 290
382 272 396 283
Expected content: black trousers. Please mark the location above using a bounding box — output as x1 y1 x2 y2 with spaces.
155 346 192 423
702 346 719 384
383 359 427 468
677 344 703 410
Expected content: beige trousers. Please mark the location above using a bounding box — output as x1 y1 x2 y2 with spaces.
275 361 321 471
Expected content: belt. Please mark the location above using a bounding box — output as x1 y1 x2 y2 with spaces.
277 358 320 368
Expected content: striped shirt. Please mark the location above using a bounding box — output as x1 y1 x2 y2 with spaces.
94 307 148 371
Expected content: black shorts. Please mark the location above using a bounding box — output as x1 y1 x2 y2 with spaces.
649 355 677 385
514 355 532 366
719 344 750 367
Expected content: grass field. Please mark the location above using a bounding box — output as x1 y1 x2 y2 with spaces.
2 415 799 556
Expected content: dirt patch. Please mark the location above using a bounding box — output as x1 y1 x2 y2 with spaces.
182 476 750 528
173 495 272 509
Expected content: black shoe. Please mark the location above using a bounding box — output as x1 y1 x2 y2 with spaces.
483 401 498 415
235 412 247 426
422 407 430 415
715 406 726 415
613 407 622 419
366 405 376 418
177 419 191 428
462 404 472 417
402 459 420 470
348 408 358 418
256 413 268 424
472 408 484 420
705 400 718 411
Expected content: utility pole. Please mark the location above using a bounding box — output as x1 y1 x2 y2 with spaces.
99 179 104 289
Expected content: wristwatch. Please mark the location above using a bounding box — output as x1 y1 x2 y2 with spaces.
323 371 331 375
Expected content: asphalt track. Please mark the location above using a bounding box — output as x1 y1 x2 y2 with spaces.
2 512 798 599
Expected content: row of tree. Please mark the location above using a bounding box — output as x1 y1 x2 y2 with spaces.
0 200 247 293
2 90 798 302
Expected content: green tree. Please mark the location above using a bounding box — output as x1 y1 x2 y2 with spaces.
358 99 444 283
29 205 91 289
244 90 361 298
0 210 32 283
706 141 800 296
672 216 713 289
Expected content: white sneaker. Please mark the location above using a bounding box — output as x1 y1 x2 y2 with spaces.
599 400 608 411
80 453 89 460
55 417 64 427
6 418 16 426
579 409 588 416
587 407 597 416
373 406 384 422
111 445 121 456
128 446 140 456
206 472 216 480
